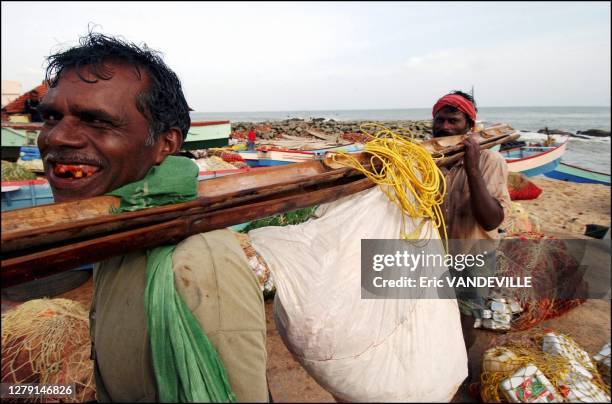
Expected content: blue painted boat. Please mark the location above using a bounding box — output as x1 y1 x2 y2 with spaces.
501 136 569 177
1 180 54 211
544 162 610 186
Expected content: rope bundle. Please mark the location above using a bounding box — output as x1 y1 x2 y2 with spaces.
331 123 447 244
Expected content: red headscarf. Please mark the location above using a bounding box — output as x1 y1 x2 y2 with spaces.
432 94 477 124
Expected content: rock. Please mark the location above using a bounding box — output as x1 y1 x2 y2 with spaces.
571 134 591 140
576 129 611 137
537 128 574 136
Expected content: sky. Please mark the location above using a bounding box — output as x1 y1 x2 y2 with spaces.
1 1 610 111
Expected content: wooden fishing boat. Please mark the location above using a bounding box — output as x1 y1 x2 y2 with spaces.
1 124 42 161
1 179 53 211
1 120 231 160
183 120 231 150
501 136 569 177
544 162 611 186
238 143 363 167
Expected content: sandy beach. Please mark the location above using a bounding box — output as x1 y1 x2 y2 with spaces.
519 177 611 237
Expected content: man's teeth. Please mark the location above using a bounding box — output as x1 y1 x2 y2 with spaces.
53 164 99 179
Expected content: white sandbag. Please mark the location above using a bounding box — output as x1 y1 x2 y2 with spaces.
249 186 467 402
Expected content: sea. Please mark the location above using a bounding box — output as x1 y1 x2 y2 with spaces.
191 106 611 174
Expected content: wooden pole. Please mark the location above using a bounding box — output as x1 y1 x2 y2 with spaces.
2 178 374 287
1 133 519 286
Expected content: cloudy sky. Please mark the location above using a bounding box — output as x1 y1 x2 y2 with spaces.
2 1 610 111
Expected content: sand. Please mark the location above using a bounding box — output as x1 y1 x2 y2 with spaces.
519 177 611 237
1 178 609 403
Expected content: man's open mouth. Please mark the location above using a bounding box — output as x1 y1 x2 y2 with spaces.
51 163 102 180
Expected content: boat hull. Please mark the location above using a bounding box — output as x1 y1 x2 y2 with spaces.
239 144 362 167
544 163 611 186
503 137 568 177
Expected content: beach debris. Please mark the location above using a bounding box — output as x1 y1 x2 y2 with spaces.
193 156 243 171
541 332 611 402
190 148 248 170
500 202 541 236
16 157 44 172
480 331 611 403
475 297 523 331
507 172 543 201
593 343 611 386
1 159 37 180
482 347 521 374
500 364 564 403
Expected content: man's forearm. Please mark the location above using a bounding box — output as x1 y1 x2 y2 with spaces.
466 168 504 231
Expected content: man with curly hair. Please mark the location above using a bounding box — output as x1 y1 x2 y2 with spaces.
37 32 268 402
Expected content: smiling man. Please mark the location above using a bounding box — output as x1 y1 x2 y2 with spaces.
37 43 184 201
37 33 268 402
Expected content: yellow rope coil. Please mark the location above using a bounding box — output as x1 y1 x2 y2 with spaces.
331 123 448 247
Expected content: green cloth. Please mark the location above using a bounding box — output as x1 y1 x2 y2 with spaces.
108 156 199 212
145 246 236 402
107 156 236 402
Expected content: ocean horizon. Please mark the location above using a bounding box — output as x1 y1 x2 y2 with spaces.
191 106 611 134
192 106 611 174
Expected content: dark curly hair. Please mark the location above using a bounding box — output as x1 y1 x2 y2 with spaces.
44 31 191 146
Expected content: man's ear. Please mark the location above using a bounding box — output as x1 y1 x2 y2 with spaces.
154 128 183 164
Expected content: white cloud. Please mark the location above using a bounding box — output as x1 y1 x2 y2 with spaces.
1 2 610 110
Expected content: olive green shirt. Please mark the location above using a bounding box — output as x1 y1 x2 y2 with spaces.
89 229 268 402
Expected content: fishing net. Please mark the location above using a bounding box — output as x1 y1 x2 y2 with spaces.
1 298 95 402
234 231 276 298
507 172 542 201
479 331 610 402
494 232 585 331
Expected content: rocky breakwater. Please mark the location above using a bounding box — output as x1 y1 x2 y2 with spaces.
537 127 611 139
230 118 433 143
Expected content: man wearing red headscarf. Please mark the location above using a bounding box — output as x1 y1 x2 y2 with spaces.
432 91 511 362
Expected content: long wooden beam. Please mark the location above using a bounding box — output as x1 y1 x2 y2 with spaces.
1 133 517 287
2 177 374 286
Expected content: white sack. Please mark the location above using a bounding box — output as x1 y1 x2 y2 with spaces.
249 186 467 402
